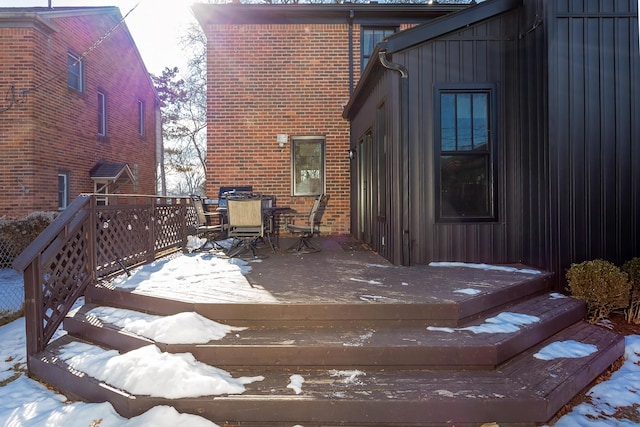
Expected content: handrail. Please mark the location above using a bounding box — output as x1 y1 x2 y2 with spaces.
13 195 92 272
12 194 196 363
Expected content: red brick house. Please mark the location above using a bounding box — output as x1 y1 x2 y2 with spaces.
192 3 465 235
0 7 159 218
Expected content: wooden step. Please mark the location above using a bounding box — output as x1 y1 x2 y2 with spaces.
85 269 552 327
65 293 586 369
30 321 623 426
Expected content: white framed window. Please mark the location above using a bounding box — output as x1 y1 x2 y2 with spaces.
57 172 69 210
291 136 325 196
138 100 145 136
94 181 109 206
98 91 107 136
67 50 84 92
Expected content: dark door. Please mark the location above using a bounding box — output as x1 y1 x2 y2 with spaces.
357 131 373 244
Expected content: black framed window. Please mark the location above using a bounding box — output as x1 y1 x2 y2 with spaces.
435 85 497 221
291 136 325 196
361 27 396 73
97 91 107 136
67 50 83 92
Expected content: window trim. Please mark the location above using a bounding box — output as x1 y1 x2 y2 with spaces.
138 100 145 136
67 50 84 92
291 136 326 197
434 83 498 223
57 171 69 210
97 91 107 137
94 181 109 206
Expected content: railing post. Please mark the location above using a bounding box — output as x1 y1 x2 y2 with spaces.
148 197 157 262
88 195 97 285
180 197 188 248
23 258 43 362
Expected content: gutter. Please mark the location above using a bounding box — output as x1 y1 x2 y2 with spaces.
378 46 411 265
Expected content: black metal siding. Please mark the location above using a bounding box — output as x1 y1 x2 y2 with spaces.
519 0 551 271
535 0 640 281
399 10 522 265
349 69 403 263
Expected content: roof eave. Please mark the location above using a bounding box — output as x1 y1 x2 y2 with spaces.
0 13 59 34
192 3 468 26
386 0 522 52
344 0 523 119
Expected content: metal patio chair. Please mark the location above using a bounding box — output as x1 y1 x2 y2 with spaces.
191 196 227 250
226 197 273 258
285 193 326 253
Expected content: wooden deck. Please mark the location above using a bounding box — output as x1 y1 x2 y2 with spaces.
29 237 624 426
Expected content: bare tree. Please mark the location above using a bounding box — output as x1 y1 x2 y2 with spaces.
152 24 208 197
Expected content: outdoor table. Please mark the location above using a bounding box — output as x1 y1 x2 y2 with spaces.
217 204 295 249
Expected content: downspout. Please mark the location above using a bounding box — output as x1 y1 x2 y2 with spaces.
378 48 411 265
155 101 166 196
348 9 354 95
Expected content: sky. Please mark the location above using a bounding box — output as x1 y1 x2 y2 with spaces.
0 0 198 76
1 247 640 426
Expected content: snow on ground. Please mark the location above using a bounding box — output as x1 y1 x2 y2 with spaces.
0 257 639 425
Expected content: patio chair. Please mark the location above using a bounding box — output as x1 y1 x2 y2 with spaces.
191 196 227 250
226 197 273 258
285 193 325 253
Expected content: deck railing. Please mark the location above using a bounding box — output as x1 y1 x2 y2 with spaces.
12 194 196 362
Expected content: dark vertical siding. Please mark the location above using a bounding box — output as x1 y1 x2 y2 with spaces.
519 0 551 270
533 0 640 281
400 10 522 265
349 70 403 263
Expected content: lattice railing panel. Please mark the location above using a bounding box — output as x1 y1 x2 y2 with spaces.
14 195 191 358
40 222 92 344
154 203 187 253
96 207 152 277
185 205 199 236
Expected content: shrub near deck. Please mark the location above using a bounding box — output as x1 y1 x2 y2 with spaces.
567 259 631 323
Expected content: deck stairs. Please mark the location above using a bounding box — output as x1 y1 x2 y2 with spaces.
27 250 624 427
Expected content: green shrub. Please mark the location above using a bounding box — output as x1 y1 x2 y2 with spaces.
566 259 631 323
623 257 640 324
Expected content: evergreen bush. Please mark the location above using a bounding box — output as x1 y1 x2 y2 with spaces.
566 259 630 323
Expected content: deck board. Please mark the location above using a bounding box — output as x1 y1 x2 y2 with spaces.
45 238 624 426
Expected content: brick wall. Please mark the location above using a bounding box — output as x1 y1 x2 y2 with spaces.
0 12 157 219
205 23 361 235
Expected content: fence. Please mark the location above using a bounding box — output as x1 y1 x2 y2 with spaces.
12 194 198 365
0 212 58 323
0 237 24 322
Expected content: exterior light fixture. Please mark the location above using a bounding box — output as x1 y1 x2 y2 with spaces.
348 148 356 160
277 134 288 149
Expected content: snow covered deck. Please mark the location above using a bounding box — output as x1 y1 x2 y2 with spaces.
28 237 625 426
